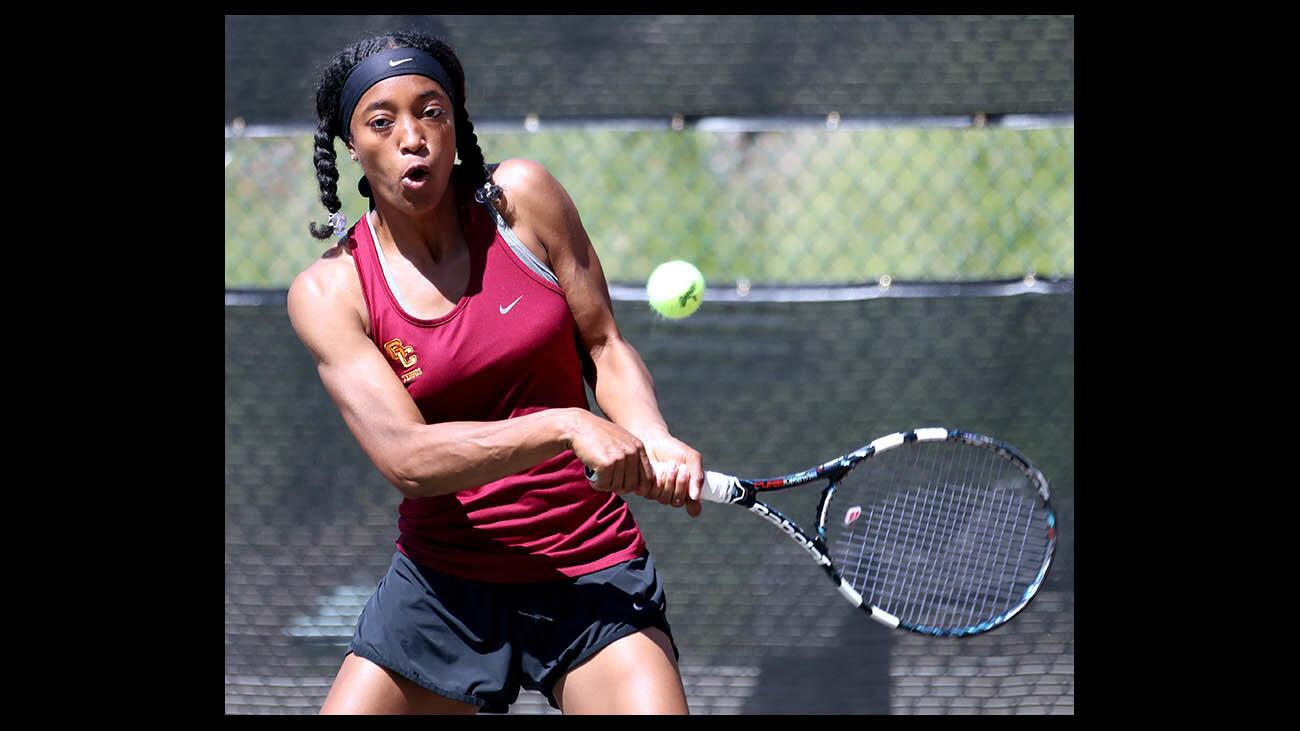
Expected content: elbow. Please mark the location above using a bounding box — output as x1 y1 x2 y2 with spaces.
382 430 483 500
590 335 648 377
386 448 435 500
388 471 426 500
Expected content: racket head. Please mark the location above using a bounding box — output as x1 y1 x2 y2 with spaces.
820 429 1056 637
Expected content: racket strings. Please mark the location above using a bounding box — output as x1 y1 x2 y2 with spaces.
926 439 980 629
896 438 949 625
830 442 1051 630
851 484 1034 627
844 448 991 614
957 444 1009 627
921 441 980 628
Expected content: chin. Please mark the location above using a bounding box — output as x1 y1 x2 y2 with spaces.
395 182 450 213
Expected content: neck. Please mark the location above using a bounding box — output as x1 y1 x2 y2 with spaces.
368 182 465 265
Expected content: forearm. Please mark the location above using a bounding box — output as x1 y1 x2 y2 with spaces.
590 337 671 443
391 408 578 499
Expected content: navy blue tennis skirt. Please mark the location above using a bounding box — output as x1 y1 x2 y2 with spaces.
347 551 679 713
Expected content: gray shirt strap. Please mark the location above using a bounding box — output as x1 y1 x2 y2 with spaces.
480 198 561 288
364 210 417 315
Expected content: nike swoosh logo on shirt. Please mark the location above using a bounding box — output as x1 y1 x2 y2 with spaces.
499 296 524 315
389 58 414 67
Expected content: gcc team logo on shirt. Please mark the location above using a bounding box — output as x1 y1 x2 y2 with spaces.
383 338 423 385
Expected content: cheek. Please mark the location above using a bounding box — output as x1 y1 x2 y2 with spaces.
442 126 459 163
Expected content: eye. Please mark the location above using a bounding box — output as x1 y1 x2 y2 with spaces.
369 118 392 131
424 107 445 119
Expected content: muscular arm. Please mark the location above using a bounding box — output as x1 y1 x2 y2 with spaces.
287 256 582 500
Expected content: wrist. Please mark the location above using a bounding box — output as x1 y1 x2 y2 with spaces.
555 407 586 449
627 423 671 443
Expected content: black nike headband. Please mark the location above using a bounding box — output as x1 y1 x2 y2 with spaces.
338 47 457 141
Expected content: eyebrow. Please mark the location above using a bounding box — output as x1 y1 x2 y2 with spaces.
361 87 451 115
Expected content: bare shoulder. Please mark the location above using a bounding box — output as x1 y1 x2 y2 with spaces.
491 158 558 197
482 158 580 270
489 158 585 253
287 239 369 343
490 158 574 223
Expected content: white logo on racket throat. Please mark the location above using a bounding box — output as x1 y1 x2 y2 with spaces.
752 503 831 567
499 295 524 314
844 506 862 526
389 58 414 67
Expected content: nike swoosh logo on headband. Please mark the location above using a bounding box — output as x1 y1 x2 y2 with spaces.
389 58 414 67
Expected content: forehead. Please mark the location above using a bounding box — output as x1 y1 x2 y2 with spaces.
355 74 451 109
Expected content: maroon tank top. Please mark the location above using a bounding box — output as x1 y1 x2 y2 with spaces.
346 188 646 583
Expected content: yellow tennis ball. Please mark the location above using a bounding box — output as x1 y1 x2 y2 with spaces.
646 260 706 319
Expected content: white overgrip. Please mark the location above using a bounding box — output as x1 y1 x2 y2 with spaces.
700 470 741 504
654 460 739 504
586 461 740 503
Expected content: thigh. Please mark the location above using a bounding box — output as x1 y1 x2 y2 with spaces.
551 627 689 715
320 652 480 715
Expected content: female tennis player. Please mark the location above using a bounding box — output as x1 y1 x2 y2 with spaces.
286 30 704 715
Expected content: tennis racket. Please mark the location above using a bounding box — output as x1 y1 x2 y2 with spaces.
589 427 1056 637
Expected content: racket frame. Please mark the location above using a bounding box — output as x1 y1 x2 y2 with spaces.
706 427 1056 638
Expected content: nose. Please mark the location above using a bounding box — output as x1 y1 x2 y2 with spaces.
397 115 425 154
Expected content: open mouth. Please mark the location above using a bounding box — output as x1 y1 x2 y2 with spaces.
402 164 431 184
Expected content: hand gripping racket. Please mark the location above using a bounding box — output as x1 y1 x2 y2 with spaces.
591 428 1056 637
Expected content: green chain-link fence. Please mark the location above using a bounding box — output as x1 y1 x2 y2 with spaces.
225 121 1072 288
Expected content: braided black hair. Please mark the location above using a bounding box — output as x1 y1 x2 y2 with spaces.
308 30 499 240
